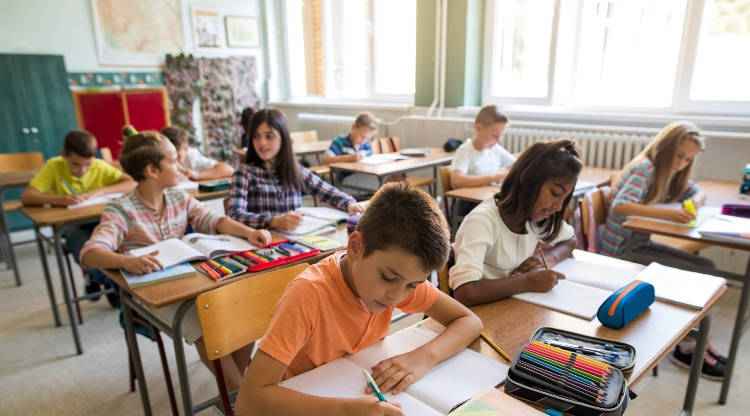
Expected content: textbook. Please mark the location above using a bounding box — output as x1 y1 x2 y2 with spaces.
511 258 639 320
280 326 509 416
634 262 726 309
449 387 543 415
66 193 122 209
122 262 196 288
296 235 345 251
172 180 199 190
359 153 410 165
697 214 750 245
627 203 721 228
127 233 260 269
275 207 352 236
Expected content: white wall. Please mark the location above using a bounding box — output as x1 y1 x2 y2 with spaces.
0 0 264 84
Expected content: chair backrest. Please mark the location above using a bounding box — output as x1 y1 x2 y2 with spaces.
222 197 229 214
99 147 114 164
439 166 452 197
196 263 308 360
0 152 44 174
436 262 451 296
610 171 621 187
290 130 319 144
580 188 607 236
372 137 402 154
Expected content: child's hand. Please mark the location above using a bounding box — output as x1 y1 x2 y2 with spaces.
354 153 364 162
368 350 432 395
177 172 190 182
664 209 696 224
512 256 545 275
269 213 304 230
246 229 272 246
59 194 86 206
347 203 365 215
183 169 199 180
123 251 163 275
524 269 565 292
79 190 101 199
350 397 403 416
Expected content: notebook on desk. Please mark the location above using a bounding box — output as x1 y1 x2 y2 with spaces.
627 203 721 228
634 262 726 309
280 326 509 416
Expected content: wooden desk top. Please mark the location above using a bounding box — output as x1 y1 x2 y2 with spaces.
578 166 616 187
0 169 40 187
105 224 350 309
293 140 332 155
622 180 750 251
420 250 727 388
329 147 454 177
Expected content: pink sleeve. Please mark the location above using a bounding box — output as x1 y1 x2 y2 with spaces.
185 194 226 233
80 204 129 268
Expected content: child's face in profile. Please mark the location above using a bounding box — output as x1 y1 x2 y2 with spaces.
530 177 575 222
475 122 507 149
176 144 189 166
62 151 95 178
346 240 430 313
252 122 282 163
350 126 376 147
673 140 701 173
154 142 181 188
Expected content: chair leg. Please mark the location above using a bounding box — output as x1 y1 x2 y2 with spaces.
443 200 452 229
214 359 235 416
653 364 658 376
151 325 179 416
65 253 83 325
128 341 136 392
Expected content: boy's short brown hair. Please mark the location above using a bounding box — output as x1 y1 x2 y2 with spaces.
63 130 98 158
119 131 170 181
354 111 379 131
356 182 449 271
160 126 188 149
475 104 510 128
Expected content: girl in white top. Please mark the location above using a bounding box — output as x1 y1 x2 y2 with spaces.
161 126 235 181
450 140 581 306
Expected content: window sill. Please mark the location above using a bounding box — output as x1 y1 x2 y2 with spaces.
269 98 414 111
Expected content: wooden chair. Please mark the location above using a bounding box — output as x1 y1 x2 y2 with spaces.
439 166 453 228
0 152 43 214
436 262 451 296
196 263 309 415
372 137 438 194
99 147 114 164
292 130 333 185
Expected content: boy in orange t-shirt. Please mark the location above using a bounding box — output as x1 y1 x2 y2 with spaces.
236 182 483 416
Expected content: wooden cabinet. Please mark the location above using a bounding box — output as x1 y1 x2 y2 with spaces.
0 54 78 230
72 88 170 159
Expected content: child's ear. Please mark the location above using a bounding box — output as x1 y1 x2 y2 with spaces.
60 149 66 158
143 163 159 180
347 231 363 260
475 123 483 135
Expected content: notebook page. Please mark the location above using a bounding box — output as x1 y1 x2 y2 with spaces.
627 204 721 228
172 180 199 190
345 326 437 369
512 279 613 320
280 357 442 416
295 207 350 223
553 258 638 292
181 233 259 258
634 263 726 309
359 157 393 165
128 238 206 268
281 216 335 236
66 193 123 209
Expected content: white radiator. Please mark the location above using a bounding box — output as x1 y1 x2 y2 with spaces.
297 113 356 141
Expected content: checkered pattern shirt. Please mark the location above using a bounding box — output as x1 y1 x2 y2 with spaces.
80 188 225 265
227 164 356 229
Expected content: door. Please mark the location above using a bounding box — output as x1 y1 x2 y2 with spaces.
73 90 127 158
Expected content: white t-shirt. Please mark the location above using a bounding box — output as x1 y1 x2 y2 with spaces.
449 196 575 290
450 139 516 176
183 147 217 173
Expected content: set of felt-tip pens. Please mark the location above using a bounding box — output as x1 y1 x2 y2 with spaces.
235 240 321 273
197 257 249 282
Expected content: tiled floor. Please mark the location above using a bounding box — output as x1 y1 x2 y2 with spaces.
0 223 748 415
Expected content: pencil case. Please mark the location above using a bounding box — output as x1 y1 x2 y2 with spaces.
238 240 321 273
346 214 361 234
722 204 750 219
198 179 231 192
597 280 655 329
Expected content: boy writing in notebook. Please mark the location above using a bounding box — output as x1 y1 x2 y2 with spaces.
236 182 483 416
21 130 136 305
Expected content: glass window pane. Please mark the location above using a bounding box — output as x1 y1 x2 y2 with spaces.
491 0 555 98
328 0 369 98
373 0 416 94
690 0 750 101
574 0 686 107
287 0 308 97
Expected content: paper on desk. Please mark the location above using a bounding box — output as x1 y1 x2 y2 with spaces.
66 193 123 209
627 203 721 228
172 181 199 190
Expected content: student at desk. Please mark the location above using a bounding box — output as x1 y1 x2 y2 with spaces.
236 182 483 416
450 105 516 217
160 126 235 181
449 140 579 306
228 108 364 232
80 131 271 395
21 130 137 306
600 120 725 380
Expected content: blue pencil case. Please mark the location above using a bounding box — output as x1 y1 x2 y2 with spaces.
597 280 655 329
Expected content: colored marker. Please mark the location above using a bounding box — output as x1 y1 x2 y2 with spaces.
209 260 233 275
524 345 610 376
522 351 608 383
60 179 79 195
242 251 268 263
362 370 386 402
199 263 221 279
215 258 240 272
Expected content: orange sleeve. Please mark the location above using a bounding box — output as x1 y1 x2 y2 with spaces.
258 278 319 366
395 281 440 314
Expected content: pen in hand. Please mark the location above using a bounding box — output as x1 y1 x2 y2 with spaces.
362 369 387 402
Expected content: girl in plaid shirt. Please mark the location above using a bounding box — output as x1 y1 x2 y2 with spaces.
228 109 364 231
81 131 272 394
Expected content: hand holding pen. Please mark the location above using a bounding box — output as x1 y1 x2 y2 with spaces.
361 369 404 416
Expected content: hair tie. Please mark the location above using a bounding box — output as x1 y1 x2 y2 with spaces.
126 129 139 138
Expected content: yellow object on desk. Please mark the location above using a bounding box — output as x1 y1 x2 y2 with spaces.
480 332 511 361
684 199 697 227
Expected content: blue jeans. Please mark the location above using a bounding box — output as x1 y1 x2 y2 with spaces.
64 221 109 284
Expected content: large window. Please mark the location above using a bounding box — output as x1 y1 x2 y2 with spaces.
483 0 750 114
285 0 417 101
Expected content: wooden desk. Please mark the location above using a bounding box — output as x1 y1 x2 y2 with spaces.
421 250 726 415
19 182 232 355
114 225 349 416
293 139 332 156
0 168 40 287
621 180 749 405
329 146 454 195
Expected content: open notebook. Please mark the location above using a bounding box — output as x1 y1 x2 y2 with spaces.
635 262 726 309
66 193 122 209
511 258 639 320
275 207 352 236
697 214 750 245
627 203 722 228
280 326 509 416
127 233 260 269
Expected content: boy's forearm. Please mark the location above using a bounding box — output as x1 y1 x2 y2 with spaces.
81 248 130 271
216 217 255 236
322 154 356 164
451 173 497 189
195 163 234 181
416 314 483 367
21 189 62 206
239 385 356 416
98 180 137 194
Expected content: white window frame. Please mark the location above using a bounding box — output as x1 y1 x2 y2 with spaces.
481 0 750 116
283 0 416 104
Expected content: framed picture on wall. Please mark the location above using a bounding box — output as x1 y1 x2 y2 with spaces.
191 5 222 49
225 16 261 48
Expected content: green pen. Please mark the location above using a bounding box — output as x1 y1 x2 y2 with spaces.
362 369 387 402
60 179 79 196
